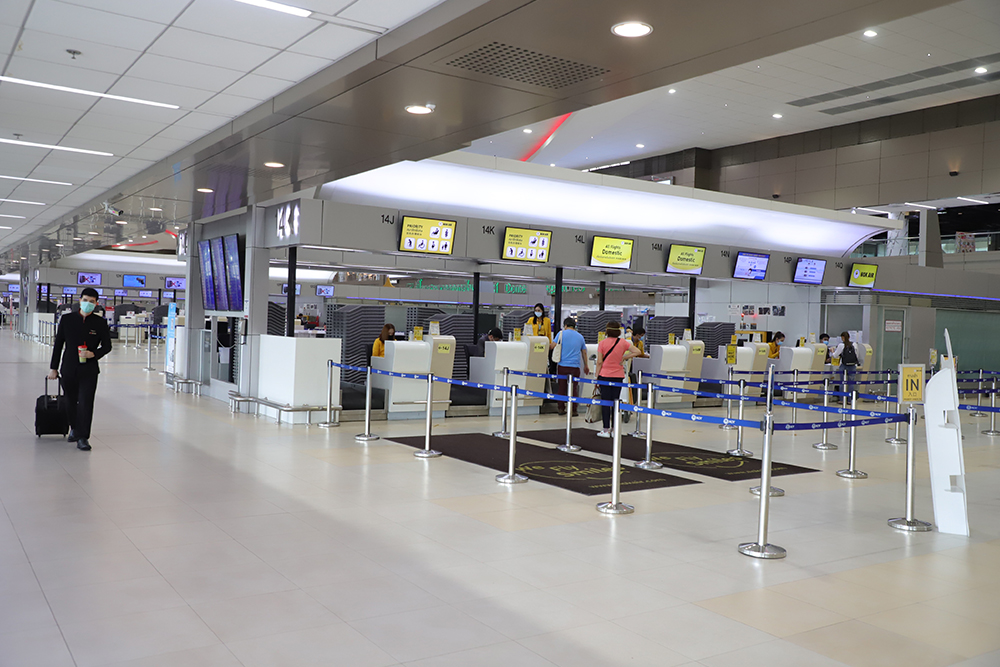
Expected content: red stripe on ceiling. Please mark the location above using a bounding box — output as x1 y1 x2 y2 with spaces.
520 112 573 162
165 229 177 238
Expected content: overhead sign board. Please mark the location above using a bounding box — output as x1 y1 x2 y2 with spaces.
848 262 878 288
399 216 455 255
590 236 634 269
502 227 551 262
899 364 925 404
665 244 705 275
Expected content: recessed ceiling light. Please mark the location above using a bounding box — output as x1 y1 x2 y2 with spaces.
772 113 783 118
0 197 45 205
405 104 434 115
550 164 555 167
149 207 162 212
863 29 878 37
142 235 147 239
0 225 12 229
174 225 180 229
115 220 127 225
0 174 72 186
232 0 311 17
611 21 653 37
72 237 82 240
668 89 676 94
905 202 936 209
957 196 988 204
87 231 99 235
522 129 532 134
264 162 284 168
636 143 645 148
0 137 113 157
55 243 63 247
975 66 988 74
0 214 26 219
0 75 180 109
197 188 213 193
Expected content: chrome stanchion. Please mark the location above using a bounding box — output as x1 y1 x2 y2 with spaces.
739 366 785 559
727 379 752 457
353 365 378 437
888 405 933 532
841 366 849 410
318 360 340 429
143 324 155 371
414 374 442 458
971 369 987 417
635 382 662 470
982 380 1000 436
496 385 528 484
751 369 784 495
493 367 510 438
720 367 737 430
790 369 798 425
836 391 868 479
885 395 905 445
813 378 836 450
133 323 142 350
558 375 579 453
629 371 646 438
597 400 634 514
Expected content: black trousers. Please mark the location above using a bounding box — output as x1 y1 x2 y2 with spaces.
597 376 621 429
62 372 99 439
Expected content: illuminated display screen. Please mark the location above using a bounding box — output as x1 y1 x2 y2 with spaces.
165 277 186 290
733 252 769 280
77 272 101 285
793 258 827 285
199 240 216 310
848 263 878 288
502 227 551 262
398 216 455 255
209 237 229 311
223 234 243 311
62 286 78 295
590 236 634 269
316 285 335 297
123 274 146 288
665 244 706 275
114 289 128 297
138 290 153 298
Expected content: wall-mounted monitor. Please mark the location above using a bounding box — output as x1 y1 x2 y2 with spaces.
164 277 186 290
8 284 19 293
163 290 175 299
138 290 153 298
223 234 243 311
665 244 706 275
848 262 878 288
733 252 769 280
502 227 551 263
198 240 216 310
399 216 456 255
281 283 301 296
40 285 48 294
93 288 104 296
62 286 78 295
590 235 634 269
114 288 128 297
77 272 101 286
793 258 827 285
316 285 335 297
122 274 146 288
209 237 229 311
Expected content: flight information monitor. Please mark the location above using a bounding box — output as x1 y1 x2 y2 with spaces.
123 274 146 288
62 286 78 295
398 216 455 255
590 236 634 269
77 272 101 286
733 252 769 280
198 240 216 310
114 289 128 297
316 285 335 297
793 258 827 285
848 263 878 288
502 227 551 262
665 244 706 275
165 277 186 290
138 290 153 298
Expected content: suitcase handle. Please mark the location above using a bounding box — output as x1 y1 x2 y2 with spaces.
45 375 62 398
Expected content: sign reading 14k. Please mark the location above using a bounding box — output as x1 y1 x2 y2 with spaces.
276 201 300 241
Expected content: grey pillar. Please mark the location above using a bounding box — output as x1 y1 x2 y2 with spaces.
688 277 697 331
554 267 563 327
472 271 480 343
285 246 297 337
599 280 606 311
918 209 943 268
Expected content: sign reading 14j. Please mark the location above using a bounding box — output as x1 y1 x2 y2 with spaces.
276 202 300 241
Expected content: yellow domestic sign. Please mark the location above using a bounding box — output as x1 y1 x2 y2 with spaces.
436 343 451 354
590 236 634 269
898 364 924 403
503 227 551 263
398 216 456 255
666 244 705 275
726 345 737 365
848 262 878 288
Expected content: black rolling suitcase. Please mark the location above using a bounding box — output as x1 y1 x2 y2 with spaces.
35 377 69 437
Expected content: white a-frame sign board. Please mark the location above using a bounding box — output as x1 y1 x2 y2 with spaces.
923 330 970 536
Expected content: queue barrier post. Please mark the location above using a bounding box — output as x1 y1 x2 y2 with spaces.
354 365 378 438
143 324 155 372
751 373 784 496
635 382 662 470
791 369 798 425
414 373 442 458
720 366 737 430
597 400 634 515
885 394 905 445
727 379 752 457
836 391 868 479
739 366 785 559
971 369 987 417
629 371 647 438
319 359 340 428
493 367 511 438
982 380 1000 436
888 405 933 532
813 378 836 450
841 366 849 410
496 385 528 484
558 375 580 453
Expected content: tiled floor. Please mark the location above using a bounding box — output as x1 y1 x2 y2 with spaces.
2 331 999 666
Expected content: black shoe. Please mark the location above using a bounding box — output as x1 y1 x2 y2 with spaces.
77 439 91 451
67 430 78 443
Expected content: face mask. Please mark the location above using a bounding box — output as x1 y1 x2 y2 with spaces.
80 301 96 315
534 311 542 317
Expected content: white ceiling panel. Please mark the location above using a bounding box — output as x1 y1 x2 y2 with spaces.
221 73 294 101
294 0 354 13
0 22 18 56
26 0 167 52
175 0 318 50
0 81 100 111
124 146 177 163
4 55 120 91
135 135 195 154
148 27 278 72
106 76 215 110
56 0 191 25
252 50 328 82
74 112 172 136
155 123 218 143
126 53 246 93
0 0 31 28
64 125 149 151
195 93 260 117
85 98 188 125
12 29 143 76
170 111 230 132
287 22 373 60
337 0 446 31
0 111 79 137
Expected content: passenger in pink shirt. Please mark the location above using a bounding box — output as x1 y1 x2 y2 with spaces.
594 322 642 437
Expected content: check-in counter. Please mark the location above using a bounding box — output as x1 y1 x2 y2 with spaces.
859 343 874 372
679 340 705 393
427 335 456 409
776 346 814 376
469 338 547 414
257 335 342 424
372 340 439 419
632 344 688 405
804 343 828 378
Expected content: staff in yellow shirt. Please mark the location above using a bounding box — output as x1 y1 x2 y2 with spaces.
768 331 785 359
527 303 552 341
372 323 396 358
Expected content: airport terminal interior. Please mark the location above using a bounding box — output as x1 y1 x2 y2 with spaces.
2 0 1000 665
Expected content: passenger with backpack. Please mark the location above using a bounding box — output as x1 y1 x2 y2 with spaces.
831 331 860 394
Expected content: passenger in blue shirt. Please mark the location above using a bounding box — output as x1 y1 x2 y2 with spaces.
550 317 590 416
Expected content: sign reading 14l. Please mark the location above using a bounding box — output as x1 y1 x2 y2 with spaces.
276 202 300 241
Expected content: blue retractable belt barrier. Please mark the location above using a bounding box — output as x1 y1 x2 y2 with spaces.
517 386 614 406
624 402 762 429
775 414 907 431
508 369 568 381
772 399 898 418
959 403 1000 413
856 393 898 403
791 386 851 398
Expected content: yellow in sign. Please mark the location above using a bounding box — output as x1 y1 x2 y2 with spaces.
726 344 737 365
898 364 924 404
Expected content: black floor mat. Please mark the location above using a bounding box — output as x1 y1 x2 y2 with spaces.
517 429 819 482
386 433 700 496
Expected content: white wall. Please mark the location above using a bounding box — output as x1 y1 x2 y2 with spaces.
695 280 822 340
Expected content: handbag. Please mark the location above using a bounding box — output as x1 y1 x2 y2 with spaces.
551 331 562 366
585 384 602 423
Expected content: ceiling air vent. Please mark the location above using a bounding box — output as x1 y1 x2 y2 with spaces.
445 42 609 90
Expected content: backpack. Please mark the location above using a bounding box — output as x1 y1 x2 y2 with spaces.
841 341 859 366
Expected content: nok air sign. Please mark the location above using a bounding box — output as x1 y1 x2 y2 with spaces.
590 236 634 269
